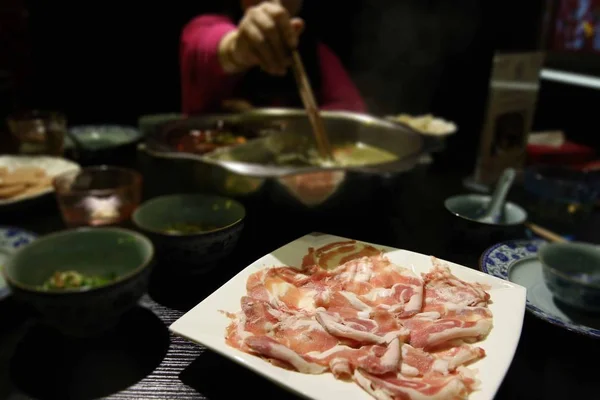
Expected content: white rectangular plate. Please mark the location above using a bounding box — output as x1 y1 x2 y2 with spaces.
170 233 526 400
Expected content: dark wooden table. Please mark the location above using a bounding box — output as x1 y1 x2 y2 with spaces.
0 162 598 400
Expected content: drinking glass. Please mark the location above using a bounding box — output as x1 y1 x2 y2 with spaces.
7 110 66 156
53 166 142 227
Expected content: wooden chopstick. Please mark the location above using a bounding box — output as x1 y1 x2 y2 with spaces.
271 0 333 160
524 222 568 243
289 51 333 160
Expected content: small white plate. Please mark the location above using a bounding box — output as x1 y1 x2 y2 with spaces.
0 155 80 206
0 226 37 299
481 239 600 338
170 233 526 400
386 114 457 137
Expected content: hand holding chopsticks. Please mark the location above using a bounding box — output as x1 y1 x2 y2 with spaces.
220 0 334 160
218 2 304 75
271 0 333 160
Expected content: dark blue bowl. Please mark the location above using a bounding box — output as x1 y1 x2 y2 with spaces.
524 166 600 228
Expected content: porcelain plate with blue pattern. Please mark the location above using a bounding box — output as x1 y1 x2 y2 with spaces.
0 226 37 299
480 239 600 338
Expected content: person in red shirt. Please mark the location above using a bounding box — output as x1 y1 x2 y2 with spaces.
180 0 366 115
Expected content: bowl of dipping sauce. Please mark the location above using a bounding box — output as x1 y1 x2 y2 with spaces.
132 194 245 275
538 242 600 312
2 227 154 336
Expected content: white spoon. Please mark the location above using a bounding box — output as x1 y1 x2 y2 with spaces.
474 168 517 224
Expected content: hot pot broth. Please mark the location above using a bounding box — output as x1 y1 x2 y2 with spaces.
275 142 399 167
167 119 401 168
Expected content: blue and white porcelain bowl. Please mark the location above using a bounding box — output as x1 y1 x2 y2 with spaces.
0 226 37 299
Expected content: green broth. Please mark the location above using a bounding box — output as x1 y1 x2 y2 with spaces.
332 143 398 166
274 142 399 167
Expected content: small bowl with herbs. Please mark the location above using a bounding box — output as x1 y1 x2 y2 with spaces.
132 194 245 275
2 227 154 336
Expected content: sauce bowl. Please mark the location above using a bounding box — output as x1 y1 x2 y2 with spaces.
132 194 245 275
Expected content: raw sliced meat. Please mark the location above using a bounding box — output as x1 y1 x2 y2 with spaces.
224 245 493 400
423 258 491 312
305 337 402 379
357 255 424 318
245 336 327 374
315 290 373 318
354 369 472 400
400 342 486 377
309 254 424 318
403 307 493 349
225 296 288 351
430 343 486 373
316 310 409 345
399 258 494 349
246 267 318 311
302 240 382 270
228 298 405 379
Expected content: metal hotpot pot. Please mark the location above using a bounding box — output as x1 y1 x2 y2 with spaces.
137 108 425 214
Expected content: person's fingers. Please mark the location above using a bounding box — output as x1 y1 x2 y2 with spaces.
279 19 304 67
289 18 305 50
232 34 260 67
290 18 305 37
226 28 258 68
262 3 298 49
243 22 281 75
251 8 288 73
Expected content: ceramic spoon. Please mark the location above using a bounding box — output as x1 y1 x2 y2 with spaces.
477 168 567 242
475 168 517 224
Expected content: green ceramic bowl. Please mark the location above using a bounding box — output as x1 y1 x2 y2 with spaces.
3 227 154 336
132 194 245 274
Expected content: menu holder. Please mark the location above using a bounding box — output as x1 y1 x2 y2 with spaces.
469 52 545 189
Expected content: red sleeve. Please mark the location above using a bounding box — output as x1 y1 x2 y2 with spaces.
317 43 366 113
180 15 242 115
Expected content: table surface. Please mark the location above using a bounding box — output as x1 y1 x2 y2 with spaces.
0 161 599 400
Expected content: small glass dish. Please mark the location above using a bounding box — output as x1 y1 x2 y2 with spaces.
52 166 142 227
7 110 67 156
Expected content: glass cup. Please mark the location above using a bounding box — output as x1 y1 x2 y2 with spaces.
53 166 142 227
7 110 66 156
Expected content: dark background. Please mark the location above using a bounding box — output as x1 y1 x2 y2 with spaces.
2 0 598 166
